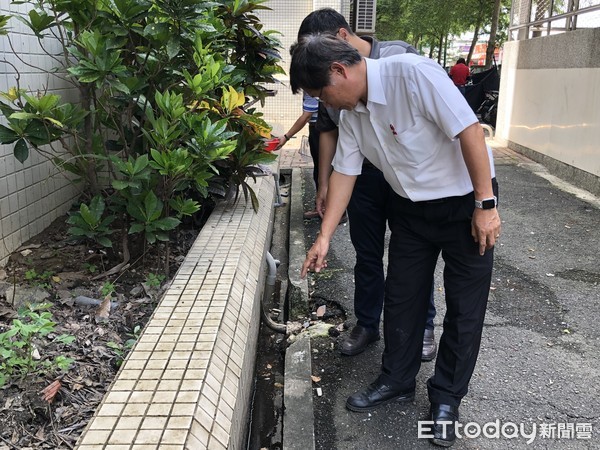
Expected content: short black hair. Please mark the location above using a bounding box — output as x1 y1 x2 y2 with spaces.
290 34 362 94
457 57 466 64
298 8 353 39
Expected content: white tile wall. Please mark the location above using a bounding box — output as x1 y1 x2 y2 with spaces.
255 1 347 135
0 1 79 266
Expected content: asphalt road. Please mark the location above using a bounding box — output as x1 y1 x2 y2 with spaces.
300 155 600 449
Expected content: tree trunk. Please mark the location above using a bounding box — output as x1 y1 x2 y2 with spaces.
485 0 502 69
468 23 480 66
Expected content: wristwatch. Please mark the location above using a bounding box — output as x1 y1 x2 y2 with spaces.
475 196 497 209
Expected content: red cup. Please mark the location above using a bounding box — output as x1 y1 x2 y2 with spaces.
264 137 280 152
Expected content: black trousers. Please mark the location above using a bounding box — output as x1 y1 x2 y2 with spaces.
381 180 498 406
347 165 436 332
308 124 320 190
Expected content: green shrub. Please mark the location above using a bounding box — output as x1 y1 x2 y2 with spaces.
0 0 283 271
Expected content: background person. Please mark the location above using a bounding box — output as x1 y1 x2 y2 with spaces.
449 57 471 95
277 92 321 219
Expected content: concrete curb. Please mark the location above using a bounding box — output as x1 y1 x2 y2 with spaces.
287 168 310 319
283 335 315 450
283 167 316 450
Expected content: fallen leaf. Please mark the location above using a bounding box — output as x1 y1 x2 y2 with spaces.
316 305 326 318
0 306 17 320
95 296 111 321
311 375 321 383
40 380 61 403
52 276 61 283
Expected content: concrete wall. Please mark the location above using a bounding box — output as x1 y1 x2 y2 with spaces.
496 28 600 196
0 1 80 266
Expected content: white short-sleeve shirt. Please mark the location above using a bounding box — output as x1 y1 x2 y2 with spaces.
333 54 496 202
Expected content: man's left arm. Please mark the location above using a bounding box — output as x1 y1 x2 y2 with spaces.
458 122 502 255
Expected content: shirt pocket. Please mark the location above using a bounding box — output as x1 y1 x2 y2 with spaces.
391 120 436 166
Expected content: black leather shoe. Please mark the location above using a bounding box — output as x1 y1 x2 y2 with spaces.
339 325 379 356
430 403 459 447
421 328 437 361
346 379 415 412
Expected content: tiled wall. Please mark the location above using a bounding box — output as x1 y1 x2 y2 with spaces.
255 1 349 136
0 1 80 266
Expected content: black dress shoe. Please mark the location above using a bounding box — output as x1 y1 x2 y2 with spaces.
430 403 459 447
346 379 415 412
421 328 437 361
339 325 380 356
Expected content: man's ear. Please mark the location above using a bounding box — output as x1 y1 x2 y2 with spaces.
338 27 350 41
330 62 347 78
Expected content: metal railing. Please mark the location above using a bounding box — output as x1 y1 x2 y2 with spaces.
509 0 600 40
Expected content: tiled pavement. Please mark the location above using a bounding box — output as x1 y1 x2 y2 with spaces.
77 174 276 450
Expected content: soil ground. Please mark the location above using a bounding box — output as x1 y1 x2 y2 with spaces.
0 212 206 449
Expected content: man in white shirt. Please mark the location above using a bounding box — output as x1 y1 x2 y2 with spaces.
297 8 438 362
290 34 501 447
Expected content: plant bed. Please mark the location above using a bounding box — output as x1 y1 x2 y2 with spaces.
0 210 208 449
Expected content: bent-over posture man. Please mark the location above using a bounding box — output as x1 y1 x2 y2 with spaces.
298 8 437 360
291 34 501 448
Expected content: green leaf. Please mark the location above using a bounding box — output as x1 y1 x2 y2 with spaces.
10 111 39 121
14 138 29 163
0 124 19 144
153 217 180 231
112 179 130 190
79 203 97 226
96 236 113 248
54 334 76 344
129 223 145 234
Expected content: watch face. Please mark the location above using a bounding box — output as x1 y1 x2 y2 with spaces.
482 199 496 209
